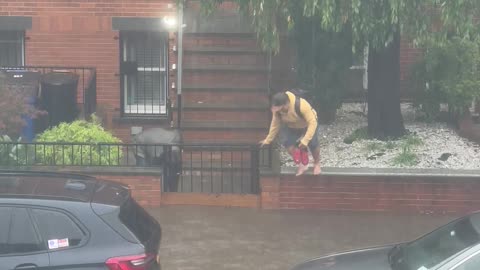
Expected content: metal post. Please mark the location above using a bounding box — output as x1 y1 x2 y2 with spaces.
162 145 170 192
251 145 260 194
176 1 184 129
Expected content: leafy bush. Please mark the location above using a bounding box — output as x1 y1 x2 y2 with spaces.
0 76 44 137
411 37 480 122
35 116 123 165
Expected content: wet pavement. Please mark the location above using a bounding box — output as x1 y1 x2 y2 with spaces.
148 206 457 270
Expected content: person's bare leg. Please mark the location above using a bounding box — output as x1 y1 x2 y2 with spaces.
312 146 321 175
296 163 308 176
287 146 308 176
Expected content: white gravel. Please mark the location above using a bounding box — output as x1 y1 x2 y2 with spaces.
280 103 480 169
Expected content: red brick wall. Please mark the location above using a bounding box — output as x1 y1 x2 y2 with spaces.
265 174 480 214
1 0 178 140
161 193 258 208
94 174 258 208
41 169 258 208
260 176 281 209
48 169 480 214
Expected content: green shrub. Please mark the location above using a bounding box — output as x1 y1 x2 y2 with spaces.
411 37 480 122
35 116 123 166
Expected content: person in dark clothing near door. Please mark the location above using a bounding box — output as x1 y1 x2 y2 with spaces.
260 91 321 176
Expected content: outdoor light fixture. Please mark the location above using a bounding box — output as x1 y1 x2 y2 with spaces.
163 16 177 28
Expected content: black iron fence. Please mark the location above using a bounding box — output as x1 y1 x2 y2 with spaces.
0 142 272 195
0 66 97 120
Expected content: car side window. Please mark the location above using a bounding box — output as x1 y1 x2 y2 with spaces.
0 207 44 255
0 207 12 254
32 209 85 250
453 252 480 270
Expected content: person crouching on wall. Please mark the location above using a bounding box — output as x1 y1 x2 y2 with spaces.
260 91 321 176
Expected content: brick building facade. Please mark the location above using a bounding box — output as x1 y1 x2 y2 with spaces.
1 0 179 143
0 0 422 145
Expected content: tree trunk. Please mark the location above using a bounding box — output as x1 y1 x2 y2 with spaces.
367 30 406 139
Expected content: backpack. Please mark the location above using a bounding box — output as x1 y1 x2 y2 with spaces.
289 88 313 119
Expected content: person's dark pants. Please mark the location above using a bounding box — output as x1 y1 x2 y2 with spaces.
279 125 320 150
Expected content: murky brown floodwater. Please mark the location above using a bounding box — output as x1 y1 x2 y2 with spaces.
148 206 456 270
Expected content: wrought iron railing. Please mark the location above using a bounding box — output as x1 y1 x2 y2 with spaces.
0 142 272 195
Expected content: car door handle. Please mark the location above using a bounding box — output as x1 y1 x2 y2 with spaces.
15 263 37 270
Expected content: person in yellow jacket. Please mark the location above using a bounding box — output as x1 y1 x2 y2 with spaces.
260 91 321 176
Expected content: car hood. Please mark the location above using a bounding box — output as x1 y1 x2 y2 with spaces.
291 245 394 270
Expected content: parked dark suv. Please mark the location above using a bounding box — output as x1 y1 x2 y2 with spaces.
0 171 161 270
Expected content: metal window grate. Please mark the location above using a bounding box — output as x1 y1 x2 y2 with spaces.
0 31 24 66
120 31 168 116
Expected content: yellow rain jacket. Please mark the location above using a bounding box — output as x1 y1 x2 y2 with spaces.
263 91 318 147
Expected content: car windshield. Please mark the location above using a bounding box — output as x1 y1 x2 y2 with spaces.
391 216 480 270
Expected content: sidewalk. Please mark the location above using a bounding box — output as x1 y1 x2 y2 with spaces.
148 206 456 270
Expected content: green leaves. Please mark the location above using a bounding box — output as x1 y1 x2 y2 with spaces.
411 37 480 121
35 118 123 166
198 0 480 53
439 0 480 41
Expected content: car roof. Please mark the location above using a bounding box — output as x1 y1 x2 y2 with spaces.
0 170 128 204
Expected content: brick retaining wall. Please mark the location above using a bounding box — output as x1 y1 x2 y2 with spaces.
261 173 480 215
28 167 480 215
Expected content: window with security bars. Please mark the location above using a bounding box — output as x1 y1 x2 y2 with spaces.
0 31 24 66
120 31 168 116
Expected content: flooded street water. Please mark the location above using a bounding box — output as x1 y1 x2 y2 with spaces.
149 206 456 270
